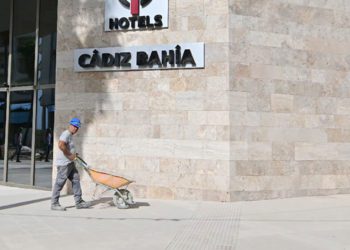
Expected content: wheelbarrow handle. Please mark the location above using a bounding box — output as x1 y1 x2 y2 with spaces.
75 155 89 169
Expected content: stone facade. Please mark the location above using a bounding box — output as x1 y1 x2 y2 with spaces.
54 0 350 201
229 0 350 200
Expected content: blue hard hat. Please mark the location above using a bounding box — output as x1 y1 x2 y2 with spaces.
69 118 81 128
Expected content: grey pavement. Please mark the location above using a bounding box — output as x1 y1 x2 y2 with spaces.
0 185 349 250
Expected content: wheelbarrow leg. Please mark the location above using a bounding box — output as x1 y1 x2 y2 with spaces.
91 183 109 201
91 183 99 201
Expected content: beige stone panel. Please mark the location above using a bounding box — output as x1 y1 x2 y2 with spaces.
165 31 204 43
116 125 154 138
244 127 270 142
149 92 176 111
205 91 230 110
96 93 124 111
230 176 295 191
294 96 316 114
169 77 206 92
296 160 350 175
175 92 204 110
271 94 294 113
337 98 350 114
260 113 294 127
272 142 295 161
203 28 230 43
56 51 73 69
159 158 192 174
247 94 271 112
326 129 350 143
274 0 345 11
206 76 229 91
122 93 149 110
268 128 327 143
304 115 336 129
176 0 205 17
230 92 248 111
56 93 98 110
334 10 350 29
207 15 228 29
230 0 270 18
205 43 230 64
295 143 350 160
160 125 185 139
335 115 350 128
245 112 260 126
120 138 174 158
147 186 175 199
151 111 188 125
316 97 337 114
203 141 230 161
188 111 207 125
229 13 290 35
119 111 152 125
207 111 230 125
299 175 350 190
56 81 85 93
311 69 327 83
173 16 188 31
173 140 205 160
187 16 205 31
229 112 246 127
247 31 288 48
193 159 229 176
230 141 248 160
304 37 350 54
204 0 228 15
93 124 119 137
248 142 272 160
216 126 230 141
173 173 228 190
270 3 335 26
159 159 229 176
173 187 204 200
183 125 216 140
250 64 309 82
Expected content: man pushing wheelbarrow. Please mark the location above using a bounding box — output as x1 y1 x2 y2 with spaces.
51 118 135 211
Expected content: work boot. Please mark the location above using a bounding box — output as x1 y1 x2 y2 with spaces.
51 203 66 211
75 200 91 209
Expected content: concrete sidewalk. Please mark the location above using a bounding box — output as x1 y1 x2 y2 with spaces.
0 186 349 250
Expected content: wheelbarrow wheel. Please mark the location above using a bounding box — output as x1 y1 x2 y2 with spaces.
113 189 134 209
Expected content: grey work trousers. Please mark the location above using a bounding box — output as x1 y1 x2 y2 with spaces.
51 162 82 205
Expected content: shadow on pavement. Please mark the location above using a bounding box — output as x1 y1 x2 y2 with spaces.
0 196 52 210
64 197 150 209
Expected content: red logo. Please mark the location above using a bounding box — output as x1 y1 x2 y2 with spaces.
119 0 152 15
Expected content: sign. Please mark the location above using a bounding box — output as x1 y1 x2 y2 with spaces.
105 0 169 31
74 43 205 72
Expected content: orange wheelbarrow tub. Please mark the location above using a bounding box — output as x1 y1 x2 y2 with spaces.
75 156 135 209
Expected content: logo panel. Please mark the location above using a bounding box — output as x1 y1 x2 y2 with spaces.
105 0 168 31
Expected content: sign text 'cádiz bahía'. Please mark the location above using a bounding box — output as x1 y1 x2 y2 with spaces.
74 43 205 72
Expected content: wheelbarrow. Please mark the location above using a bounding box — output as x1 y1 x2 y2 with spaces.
74 156 135 209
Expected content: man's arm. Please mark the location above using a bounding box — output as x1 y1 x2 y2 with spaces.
58 140 76 161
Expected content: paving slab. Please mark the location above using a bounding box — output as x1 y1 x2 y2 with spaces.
0 186 349 250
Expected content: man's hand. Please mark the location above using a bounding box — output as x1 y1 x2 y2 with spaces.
68 153 77 161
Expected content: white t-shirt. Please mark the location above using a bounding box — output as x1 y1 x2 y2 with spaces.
55 130 75 166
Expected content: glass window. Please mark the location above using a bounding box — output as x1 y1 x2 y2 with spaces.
8 91 33 185
35 89 55 188
11 0 37 86
0 93 6 181
38 0 57 86
0 0 10 85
